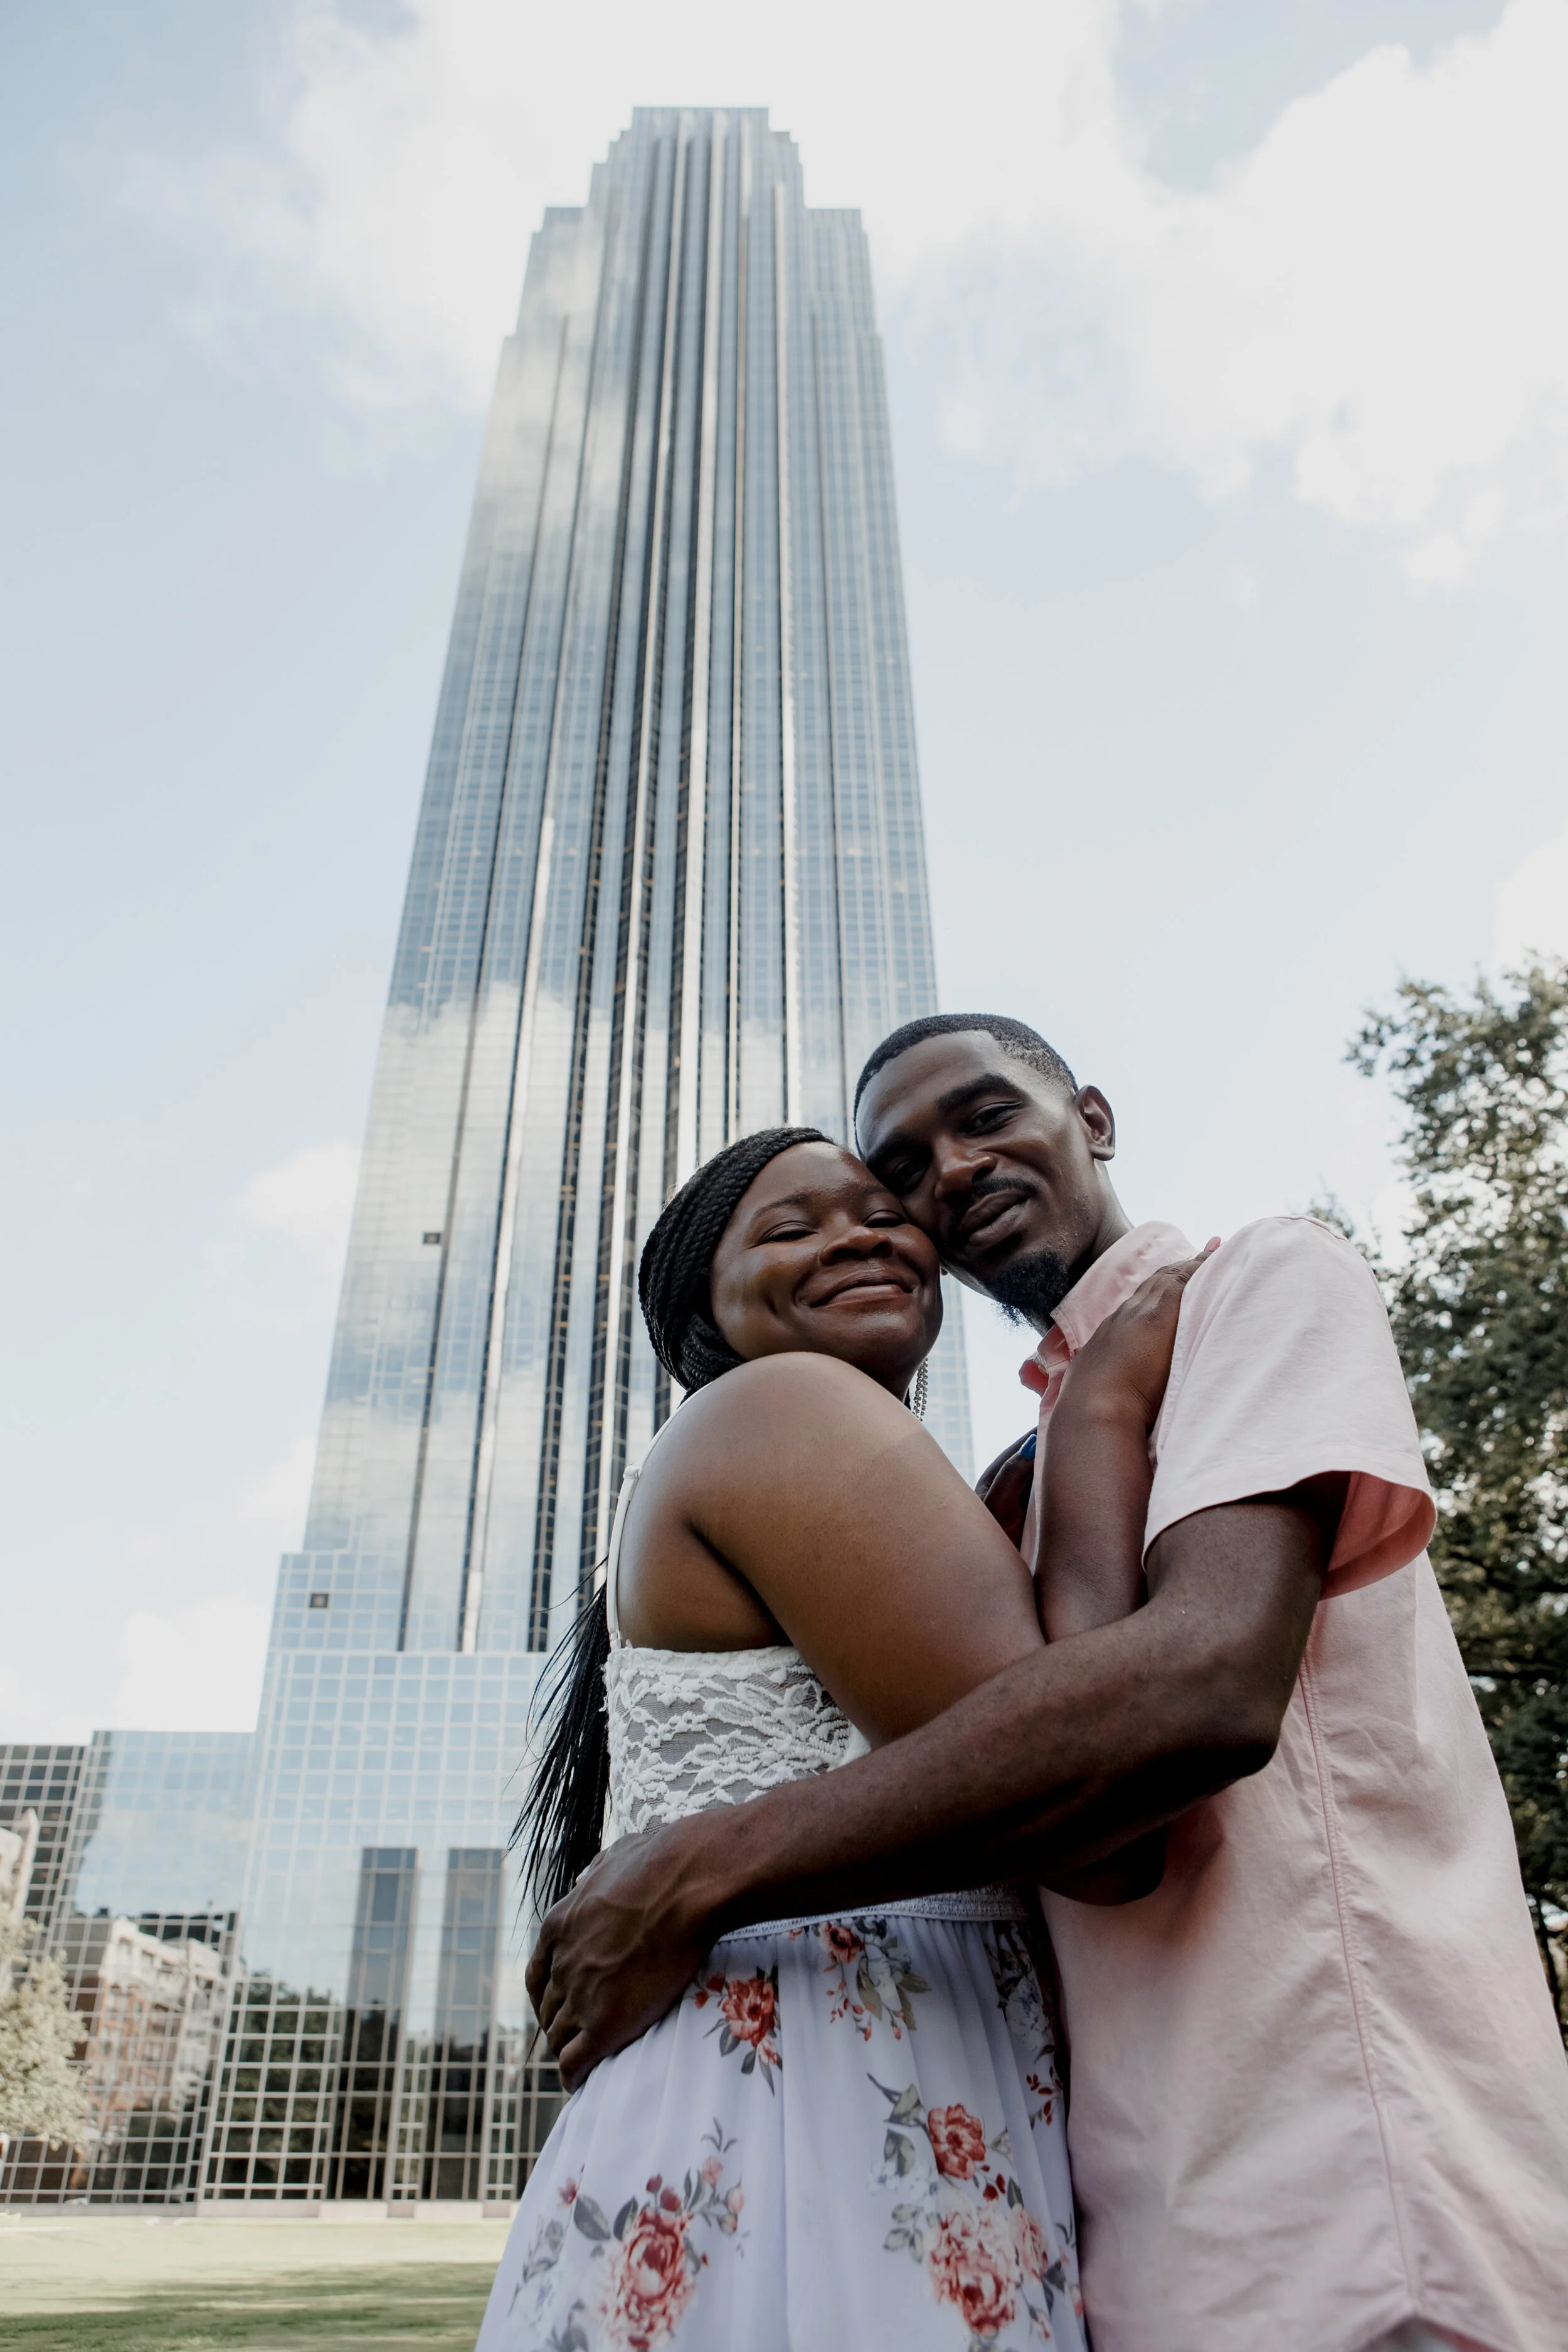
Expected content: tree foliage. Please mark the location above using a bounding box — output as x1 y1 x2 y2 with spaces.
0 1908 90 2150
1352 960 1568 2029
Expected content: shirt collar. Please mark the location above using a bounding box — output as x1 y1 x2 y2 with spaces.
1019 1221 1194 1396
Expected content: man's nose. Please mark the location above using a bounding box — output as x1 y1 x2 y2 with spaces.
931 1140 995 1204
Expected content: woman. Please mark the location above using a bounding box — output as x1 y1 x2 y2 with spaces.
479 1126 1197 2352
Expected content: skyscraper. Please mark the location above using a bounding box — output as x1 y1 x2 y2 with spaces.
309 101 968 1665
3 107 970 2210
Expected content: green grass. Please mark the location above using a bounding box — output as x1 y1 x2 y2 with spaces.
2 2264 497 2351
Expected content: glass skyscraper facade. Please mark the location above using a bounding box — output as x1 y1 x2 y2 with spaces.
2 107 968 2208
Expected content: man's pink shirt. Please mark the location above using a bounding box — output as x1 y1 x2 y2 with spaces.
1020 1218 1568 2352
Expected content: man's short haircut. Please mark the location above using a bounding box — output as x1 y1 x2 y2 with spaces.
853 1014 1078 1118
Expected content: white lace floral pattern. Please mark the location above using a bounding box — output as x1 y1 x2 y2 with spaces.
600 1457 1020 1926
604 1638 869 1838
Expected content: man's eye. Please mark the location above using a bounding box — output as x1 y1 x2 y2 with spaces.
966 1103 1014 1133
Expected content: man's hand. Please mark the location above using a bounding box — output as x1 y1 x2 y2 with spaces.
526 1460 1343 2090
975 1431 1036 1549
526 1818 716 2091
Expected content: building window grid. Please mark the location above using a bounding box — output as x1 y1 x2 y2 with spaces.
0 1907 236 2206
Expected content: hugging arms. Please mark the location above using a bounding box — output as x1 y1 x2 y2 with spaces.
529 1244 1343 2088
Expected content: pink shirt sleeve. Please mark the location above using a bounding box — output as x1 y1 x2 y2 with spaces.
1145 1217 1436 1597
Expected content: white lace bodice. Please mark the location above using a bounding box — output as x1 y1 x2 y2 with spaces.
599 1428 1027 1929
603 1449 870 1841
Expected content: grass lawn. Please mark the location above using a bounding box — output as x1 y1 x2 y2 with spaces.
1 2217 512 2350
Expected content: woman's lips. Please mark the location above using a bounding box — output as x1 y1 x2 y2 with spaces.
816 1271 915 1305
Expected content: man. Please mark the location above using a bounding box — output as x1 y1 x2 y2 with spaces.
529 1014 1568 2352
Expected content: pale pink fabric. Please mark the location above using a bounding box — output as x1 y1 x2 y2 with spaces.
1364 2329 1496 2352
1021 1218 1568 2352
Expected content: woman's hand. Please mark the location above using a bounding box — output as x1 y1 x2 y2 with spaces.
1060 1241 1219 1428
975 1431 1037 1549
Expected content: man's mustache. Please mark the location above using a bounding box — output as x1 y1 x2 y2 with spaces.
945 1172 1036 1250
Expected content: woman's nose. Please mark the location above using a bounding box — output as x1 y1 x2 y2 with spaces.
822 1222 892 1259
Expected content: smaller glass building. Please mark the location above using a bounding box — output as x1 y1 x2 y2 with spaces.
201 1644 559 2206
0 1732 252 2204
1 1742 88 1936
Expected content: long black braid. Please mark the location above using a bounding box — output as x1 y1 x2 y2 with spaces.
515 1128 829 1914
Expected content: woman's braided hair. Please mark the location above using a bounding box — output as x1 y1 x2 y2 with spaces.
517 1125 830 1916
638 1126 830 1392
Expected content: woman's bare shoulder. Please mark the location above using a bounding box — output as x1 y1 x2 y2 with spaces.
641 1356 963 1542
666 1352 916 1453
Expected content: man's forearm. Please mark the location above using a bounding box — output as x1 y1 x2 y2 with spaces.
675 1592 1265 1936
530 1498 1329 2087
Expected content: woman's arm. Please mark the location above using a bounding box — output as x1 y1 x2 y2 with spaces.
1036 1250 1215 1640
1036 1396 1153 1641
1031 1384 1166 1904
640 1267 1202 1760
638 1353 1045 1747
1030 1250 1214 1900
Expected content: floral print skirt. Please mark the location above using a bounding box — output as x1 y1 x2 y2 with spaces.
477 1909 1086 2352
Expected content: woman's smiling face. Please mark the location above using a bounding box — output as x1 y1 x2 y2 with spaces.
707 1140 943 1396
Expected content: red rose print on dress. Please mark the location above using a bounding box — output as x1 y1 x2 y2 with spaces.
820 1920 863 1968
699 1963 783 2087
872 2074 1071 2340
926 2104 988 2181
924 2202 1020 2340
591 2201 697 2349
1011 2203 1049 2284
721 1974 775 2047
517 2123 743 2346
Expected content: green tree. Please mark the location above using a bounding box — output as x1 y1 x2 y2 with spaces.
0 1908 90 2153
1351 958 1568 2031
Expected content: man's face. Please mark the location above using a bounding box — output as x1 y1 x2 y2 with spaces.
856 1032 1116 1328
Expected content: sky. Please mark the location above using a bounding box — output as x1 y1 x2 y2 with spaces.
5 0 1568 1742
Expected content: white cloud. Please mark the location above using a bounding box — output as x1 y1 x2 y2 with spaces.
1495 818 1568 967
109 1599 270 1733
129 0 1568 577
235 1140 359 1273
238 1433 317 1547
0 1662 93 1748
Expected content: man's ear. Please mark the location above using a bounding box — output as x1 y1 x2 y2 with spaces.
1075 1085 1116 1162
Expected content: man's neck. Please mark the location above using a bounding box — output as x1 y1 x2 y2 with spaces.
1032 1192 1135 1337
1086 1192 1135 1267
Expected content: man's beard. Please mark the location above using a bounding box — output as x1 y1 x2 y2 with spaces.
986 1245 1078 1330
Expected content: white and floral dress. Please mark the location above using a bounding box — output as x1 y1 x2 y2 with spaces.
477 1446 1086 2352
